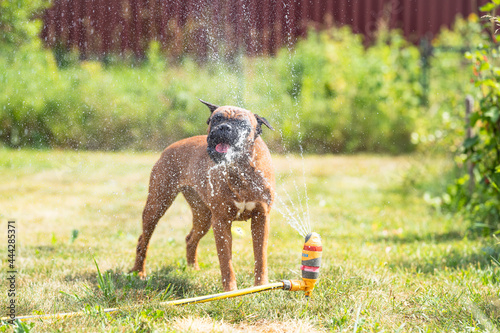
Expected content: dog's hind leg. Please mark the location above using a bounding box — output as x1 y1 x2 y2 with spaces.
131 162 179 278
182 187 212 270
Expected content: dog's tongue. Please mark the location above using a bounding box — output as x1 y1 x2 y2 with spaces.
215 143 230 153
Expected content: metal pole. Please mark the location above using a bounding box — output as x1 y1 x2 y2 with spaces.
465 95 475 193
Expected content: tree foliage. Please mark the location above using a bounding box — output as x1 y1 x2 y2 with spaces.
0 0 48 50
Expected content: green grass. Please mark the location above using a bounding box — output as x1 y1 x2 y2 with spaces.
1 149 499 332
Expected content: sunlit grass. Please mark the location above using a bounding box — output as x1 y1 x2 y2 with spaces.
0 149 499 332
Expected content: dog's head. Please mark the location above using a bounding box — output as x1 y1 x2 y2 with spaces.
200 99 273 164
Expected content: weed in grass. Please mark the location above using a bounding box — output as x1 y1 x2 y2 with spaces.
69 229 80 244
0 320 34 333
50 233 57 245
153 284 175 302
329 308 350 330
94 258 117 306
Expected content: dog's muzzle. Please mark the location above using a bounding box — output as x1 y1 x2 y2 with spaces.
207 123 250 164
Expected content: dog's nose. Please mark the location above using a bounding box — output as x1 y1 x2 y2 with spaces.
218 123 231 133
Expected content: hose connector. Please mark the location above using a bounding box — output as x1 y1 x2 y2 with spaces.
283 232 322 297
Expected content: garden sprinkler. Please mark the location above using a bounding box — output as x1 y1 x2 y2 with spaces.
165 231 322 305
283 232 322 297
3 233 323 322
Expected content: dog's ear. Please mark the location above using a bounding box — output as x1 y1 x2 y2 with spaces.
254 114 274 136
199 99 219 124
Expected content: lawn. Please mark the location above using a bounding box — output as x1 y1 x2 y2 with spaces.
0 149 499 332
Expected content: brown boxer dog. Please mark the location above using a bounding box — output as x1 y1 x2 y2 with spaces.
131 100 275 291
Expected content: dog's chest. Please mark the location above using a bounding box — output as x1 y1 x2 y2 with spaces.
226 166 266 195
234 200 257 221
234 200 256 214
219 165 271 220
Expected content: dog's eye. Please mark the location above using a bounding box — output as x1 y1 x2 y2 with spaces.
234 119 251 128
210 115 224 125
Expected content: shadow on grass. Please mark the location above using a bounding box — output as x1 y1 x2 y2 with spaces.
372 230 465 244
62 265 198 308
388 244 500 274
118 266 197 296
30 245 58 253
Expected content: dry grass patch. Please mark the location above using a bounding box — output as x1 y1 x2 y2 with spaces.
173 317 320 333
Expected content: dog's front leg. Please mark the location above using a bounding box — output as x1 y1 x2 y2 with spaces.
212 214 237 291
251 208 270 286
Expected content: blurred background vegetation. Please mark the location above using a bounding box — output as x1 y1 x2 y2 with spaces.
0 0 480 154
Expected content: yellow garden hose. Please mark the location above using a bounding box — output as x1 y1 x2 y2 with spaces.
2 232 322 323
2 282 285 322
163 282 285 306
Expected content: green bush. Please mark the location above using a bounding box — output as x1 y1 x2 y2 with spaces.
447 3 500 234
271 27 420 153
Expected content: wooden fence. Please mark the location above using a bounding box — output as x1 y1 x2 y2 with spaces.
41 0 488 59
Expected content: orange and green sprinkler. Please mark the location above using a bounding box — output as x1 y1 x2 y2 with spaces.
283 232 322 297
2 232 322 322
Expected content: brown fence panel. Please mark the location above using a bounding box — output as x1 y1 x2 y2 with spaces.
41 0 490 59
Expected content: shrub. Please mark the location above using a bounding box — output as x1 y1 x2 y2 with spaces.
447 2 500 234
272 26 420 153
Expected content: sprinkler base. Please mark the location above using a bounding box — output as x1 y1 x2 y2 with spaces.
282 278 317 297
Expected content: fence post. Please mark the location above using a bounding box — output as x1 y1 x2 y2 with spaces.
465 95 475 193
419 37 432 106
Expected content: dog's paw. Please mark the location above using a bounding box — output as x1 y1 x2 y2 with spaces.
187 262 200 271
129 268 147 280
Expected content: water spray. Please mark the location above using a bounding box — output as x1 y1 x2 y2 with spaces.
2 233 322 322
